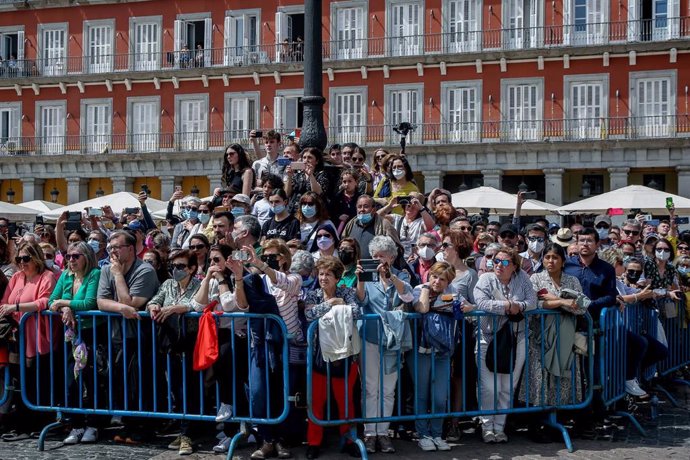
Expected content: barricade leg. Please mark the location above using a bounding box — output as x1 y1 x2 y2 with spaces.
542 411 574 453
37 410 63 452
614 410 646 436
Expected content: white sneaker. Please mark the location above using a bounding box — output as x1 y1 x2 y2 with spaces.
482 430 496 443
81 426 98 443
215 403 233 422
432 437 451 451
625 378 648 397
110 416 122 426
417 436 436 451
63 428 85 445
213 435 232 453
495 431 508 443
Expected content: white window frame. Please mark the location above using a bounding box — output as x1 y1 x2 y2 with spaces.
224 9 263 66
36 100 66 155
386 0 425 57
275 4 306 62
563 74 609 140
330 1 368 60
563 0 608 45
175 94 209 151
274 89 304 134
80 98 112 154
501 77 544 141
630 70 676 137
502 0 543 50
443 0 482 52
627 0 680 41
0 26 26 76
127 96 160 153
129 16 162 71
224 91 260 144
37 22 68 76
83 19 114 74
173 13 213 69
0 101 21 154
441 80 482 143
329 86 368 146
384 83 424 145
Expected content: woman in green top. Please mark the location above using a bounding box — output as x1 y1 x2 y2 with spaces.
48 241 101 445
337 238 361 288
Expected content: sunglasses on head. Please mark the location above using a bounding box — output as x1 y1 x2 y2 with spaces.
64 253 83 261
15 255 32 264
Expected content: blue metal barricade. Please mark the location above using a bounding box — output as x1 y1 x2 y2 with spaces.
0 366 10 407
624 302 659 382
18 310 290 458
657 297 690 378
306 309 593 457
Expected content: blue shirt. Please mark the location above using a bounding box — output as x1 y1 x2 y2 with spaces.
359 268 414 344
564 255 617 322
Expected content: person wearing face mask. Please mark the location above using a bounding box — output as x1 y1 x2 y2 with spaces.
337 238 361 288
297 192 336 248
145 250 201 455
171 196 205 250
594 215 613 247
261 189 301 243
229 194 252 218
518 224 548 275
477 243 502 275
409 233 440 284
643 238 682 299
39 242 62 281
379 193 435 258
373 155 419 215
342 195 401 259
88 230 109 267
310 224 339 262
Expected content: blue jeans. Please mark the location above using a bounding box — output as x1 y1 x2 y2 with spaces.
413 353 451 438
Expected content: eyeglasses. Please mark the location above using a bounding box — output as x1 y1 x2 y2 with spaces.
527 236 545 243
15 255 32 264
109 244 131 251
211 256 223 263
189 244 206 251
656 248 671 253
64 253 83 261
352 157 365 163
418 242 434 248
169 263 189 271
622 229 640 236
578 239 597 245
44 253 55 260
185 207 199 212
678 246 690 251
493 258 511 267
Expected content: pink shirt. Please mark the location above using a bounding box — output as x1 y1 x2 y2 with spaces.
1 270 57 358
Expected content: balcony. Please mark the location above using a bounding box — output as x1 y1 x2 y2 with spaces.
1 18 688 81
1 115 687 157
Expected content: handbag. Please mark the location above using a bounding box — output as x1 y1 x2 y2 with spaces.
486 320 516 374
193 301 220 371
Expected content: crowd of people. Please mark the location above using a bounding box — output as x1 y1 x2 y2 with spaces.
0 130 689 457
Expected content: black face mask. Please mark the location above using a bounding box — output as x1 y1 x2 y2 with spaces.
261 255 281 271
626 270 642 284
339 250 355 266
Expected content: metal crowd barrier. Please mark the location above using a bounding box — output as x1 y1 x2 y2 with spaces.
656 297 690 378
624 302 659 382
306 310 593 457
18 310 290 458
0 366 9 407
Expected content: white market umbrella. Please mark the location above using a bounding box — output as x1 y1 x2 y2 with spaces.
18 200 63 214
557 185 690 215
0 201 40 222
451 186 559 216
151 195 214 221
41 192 168 222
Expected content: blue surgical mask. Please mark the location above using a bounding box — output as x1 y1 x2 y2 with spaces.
199 213 211 225
678 266 689 275
180 209 189 220
271 204 286 215
357 213 373 226
88 239 101 253
187 210 199 220
486 259 494 270
301 275 314 287
231 207 245 217
301 205 317 219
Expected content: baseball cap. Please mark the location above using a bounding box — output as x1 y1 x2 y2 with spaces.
231 194 251 205
499 223 518 237
594 215 612 227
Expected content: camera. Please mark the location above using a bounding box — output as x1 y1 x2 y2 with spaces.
232 250 250 262
392 122 415 137
88 207 103 217
359 259 380 282
66 211 82 231
124 207 140 215
277 158 292 167
255 130 263 138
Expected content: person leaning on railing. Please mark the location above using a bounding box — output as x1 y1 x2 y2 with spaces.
473 245 537 444
145 249 201 456
521 243 586 441
0 241 58 438
48 241 101 445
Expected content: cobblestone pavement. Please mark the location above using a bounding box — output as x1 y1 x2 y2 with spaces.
2 386 689 460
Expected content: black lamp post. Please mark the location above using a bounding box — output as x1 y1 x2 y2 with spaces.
298 0 328 151
6 187 15 203
50 187 60 203
190 185 200 197
95 187 105 198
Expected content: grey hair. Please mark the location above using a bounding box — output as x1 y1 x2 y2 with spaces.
290 249 315 275
184 196 202 206
623 219 641 230
369 235 397 258
109 230 136 246
236 215 261 240
485 242 502 254
623 256 644 268
68 241 98 276
418 232 439 246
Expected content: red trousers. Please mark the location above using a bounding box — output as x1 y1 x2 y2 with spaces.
307 362 359 447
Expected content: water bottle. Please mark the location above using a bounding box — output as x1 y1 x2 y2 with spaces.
649 395 659 420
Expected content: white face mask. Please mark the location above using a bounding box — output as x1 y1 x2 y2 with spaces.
655 249 671 261
418 246 436 261
392 168 405 179
597 228 609 241
528 240 544 254
45 259 54 269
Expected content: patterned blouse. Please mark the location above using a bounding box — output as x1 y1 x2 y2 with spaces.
643 256 677 290
529 271 587 315
304 286 362 322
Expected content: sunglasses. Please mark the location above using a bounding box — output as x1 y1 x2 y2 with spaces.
185 207 199 212
459 226 472 231
626 270 642 277
199 209 211 214
64 253 83 261
169 263 189 271
623 229 640 235
678 246 690 251
317 234 332 239
261 254 279 263
44 253 55 259
352 157 365 163
656 248 671 253
189 244 206 250
500 233 517 239
493 258 511 267
15 255 32 264
595 224 610 230
211 256 223 263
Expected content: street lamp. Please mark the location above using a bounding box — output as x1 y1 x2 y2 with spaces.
581 180 591 198
298 0 328 151
6 187 15 203
50 187 60 203
518 178 529 194
190 185 200 197
95 187 105 198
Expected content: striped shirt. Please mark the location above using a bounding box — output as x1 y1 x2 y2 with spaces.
264 270 304 363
